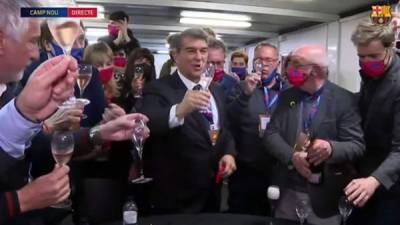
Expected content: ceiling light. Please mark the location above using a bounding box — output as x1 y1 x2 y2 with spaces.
157 50 169 54
86 28 108 37
180 11 251 22
180 17 251 28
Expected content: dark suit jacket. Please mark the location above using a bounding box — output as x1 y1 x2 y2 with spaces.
227 78 289 172
138 72 236 213
358 53 400 190
263 80 365 217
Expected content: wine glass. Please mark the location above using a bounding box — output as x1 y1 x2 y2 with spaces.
338 196 353 225
253 58 264 78
46 0 80 56
199 63 215 90
77 64 92 98
131 119 152 184
133 65 144 98
295 198 311 225
50 130 74 208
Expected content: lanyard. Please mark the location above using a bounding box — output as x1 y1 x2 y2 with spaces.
263 81 283 110
301 95 321 134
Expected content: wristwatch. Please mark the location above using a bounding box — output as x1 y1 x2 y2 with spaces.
89 125 103 145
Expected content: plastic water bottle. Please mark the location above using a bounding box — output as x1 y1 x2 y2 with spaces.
123 197 138 225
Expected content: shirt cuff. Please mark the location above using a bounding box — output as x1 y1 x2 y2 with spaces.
0 99 42 158
169 104 184 129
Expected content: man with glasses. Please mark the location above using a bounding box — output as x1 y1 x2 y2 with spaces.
207 38 239 96
263 45 364 225
227 42 289 215
345 19 400 225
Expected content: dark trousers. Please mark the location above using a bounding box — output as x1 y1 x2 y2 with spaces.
228 163 271 216
347 184 400 225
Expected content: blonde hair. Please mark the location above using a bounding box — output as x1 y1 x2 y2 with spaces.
83 42 120 98
351 19 395 47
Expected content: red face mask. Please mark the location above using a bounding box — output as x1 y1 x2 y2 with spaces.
359 60 386 78
99 66 113 84
213 69 224 81
114 56 127 68
108 23 119 37
287 66 306 87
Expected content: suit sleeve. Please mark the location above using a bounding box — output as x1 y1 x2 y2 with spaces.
328 92 365 164
0 191 20 224
138 82 174 136
371 94 400 189
262 94 295 165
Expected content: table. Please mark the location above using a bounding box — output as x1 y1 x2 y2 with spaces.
106 213 302 225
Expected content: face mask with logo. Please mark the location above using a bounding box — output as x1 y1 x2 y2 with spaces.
213 69 224 81
287 66 306 87
114 56 127 68
99 66 114 84
359 60 386 78
261 68 277 87
231 67 247 79
108 23 119 37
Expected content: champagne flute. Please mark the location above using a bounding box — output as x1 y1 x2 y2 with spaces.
295 198 311 225
133 65 144 98
131 119 153 184
338 196 353 225
77 64 92 98
253 58 264 78
50 130 74 208
199 63 215 90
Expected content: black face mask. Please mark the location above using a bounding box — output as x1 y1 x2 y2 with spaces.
134 63 153 80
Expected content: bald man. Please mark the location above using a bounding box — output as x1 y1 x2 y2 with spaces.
263 45 365 225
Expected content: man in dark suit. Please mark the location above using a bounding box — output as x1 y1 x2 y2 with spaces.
139 28 236 214
263 45 364 225
227 42 289 215
345 19 400 225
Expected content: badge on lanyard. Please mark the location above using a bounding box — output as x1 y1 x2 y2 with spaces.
209 124 220 146
259 114 271 137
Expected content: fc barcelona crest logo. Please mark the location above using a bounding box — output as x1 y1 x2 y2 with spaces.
370 5 392 26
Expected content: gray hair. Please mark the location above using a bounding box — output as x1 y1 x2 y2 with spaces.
0 0 41 41
208 38 227 55
254 42 279 58
351 19 395 48
171 28 208 52
166 33 180 50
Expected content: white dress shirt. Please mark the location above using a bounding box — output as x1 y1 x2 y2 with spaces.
168 70 219 129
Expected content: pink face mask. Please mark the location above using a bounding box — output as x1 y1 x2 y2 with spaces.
108 24 119 37
287 66 306 87
213 69 224 81
359 60 385 78
114 56 127 68
99 66 113 84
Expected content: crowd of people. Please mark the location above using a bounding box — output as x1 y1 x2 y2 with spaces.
1 0 400 225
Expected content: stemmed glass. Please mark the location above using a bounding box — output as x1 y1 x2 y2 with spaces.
295 198 311 225
50 131 74 208
199 63 215 90
253 58 264 78
47 0 81 105
338 196 353 225
131 119 152 184
133 65 144 98
77 64 92 98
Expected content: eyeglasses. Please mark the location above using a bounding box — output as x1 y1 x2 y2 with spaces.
208 60 225 67
254 57 278 64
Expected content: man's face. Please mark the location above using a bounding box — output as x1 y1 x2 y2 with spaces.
174 36 208 81
357 40 388 63
232 57 247 68
0 19 40 83
208 47 225 71
254 46 280 79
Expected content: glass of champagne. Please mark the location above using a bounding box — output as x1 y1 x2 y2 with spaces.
131 119 153 184
295 198 311 225
133 65 144 98
253 58 264 77
77 64 92 98
338 196 353 225
199 62 215 90
50 130 74 208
